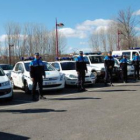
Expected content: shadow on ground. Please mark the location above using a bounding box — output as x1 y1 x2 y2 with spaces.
0 108 66 114
0 132 30 140
48 97 101 101
88 89 136 92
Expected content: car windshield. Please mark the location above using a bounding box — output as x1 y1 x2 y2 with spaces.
89 56 104 64
0 65 13 70
60 62 76 70
25 62 55 71
0 68 5 76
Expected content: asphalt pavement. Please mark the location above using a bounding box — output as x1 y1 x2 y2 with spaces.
0 80 140 140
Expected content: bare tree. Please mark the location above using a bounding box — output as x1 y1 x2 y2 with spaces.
89 32 100 51
116 7 137 49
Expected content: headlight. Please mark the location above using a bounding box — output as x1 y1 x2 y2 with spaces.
69 74 77 78
90 73 95 78
60 74 64 80
1 81 10 87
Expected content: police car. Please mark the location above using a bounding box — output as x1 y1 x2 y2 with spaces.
49 59 96 86
0 67 13 101
11 58 65 94
114 57 134 76
73 53 121 80
73 53 105 79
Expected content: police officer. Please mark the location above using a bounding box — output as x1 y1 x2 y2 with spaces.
29 53 46 101
120 55 128 83
132 53 140 80
76 51 87 91
104 51 115 86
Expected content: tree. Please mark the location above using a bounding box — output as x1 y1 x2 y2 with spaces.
116 7 137 49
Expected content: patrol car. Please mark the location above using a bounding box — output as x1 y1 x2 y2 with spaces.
0 67 13 101
73 53 120 80
114 57 134 76
49 59 96 86
11 58 65 94
73 54 105 78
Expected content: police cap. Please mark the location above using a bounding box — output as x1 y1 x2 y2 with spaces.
79 51 83 54
34 52 39 56
108 51 112 55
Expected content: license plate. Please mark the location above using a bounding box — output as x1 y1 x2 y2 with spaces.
44 82 56 85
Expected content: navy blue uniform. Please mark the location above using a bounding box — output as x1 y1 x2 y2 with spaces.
132 56 140 80
120 58 128 82
76 56 87 90
104 56 115 84
29 58 45 98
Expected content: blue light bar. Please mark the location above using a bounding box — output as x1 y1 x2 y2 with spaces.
56 57 73 61
84 52 101 55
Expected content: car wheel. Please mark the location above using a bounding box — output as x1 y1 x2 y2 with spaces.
24 81 31 94
92 71 97 77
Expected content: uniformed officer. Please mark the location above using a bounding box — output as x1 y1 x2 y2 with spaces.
132 53 140 80
76 51 87 91
120 55 128 83
104 51 115 86
29 53 46 101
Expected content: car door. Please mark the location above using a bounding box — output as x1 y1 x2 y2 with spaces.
12 63 20 86
52 63 61 71
17 63 24 88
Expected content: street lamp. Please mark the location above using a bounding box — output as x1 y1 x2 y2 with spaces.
117 30 123 50
55 18 64 57
9 44 14 65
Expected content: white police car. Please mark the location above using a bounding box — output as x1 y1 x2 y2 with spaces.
73 54 105 79
49 60 96 86
11 58 65 94
114 58 134 76
0 68 13 101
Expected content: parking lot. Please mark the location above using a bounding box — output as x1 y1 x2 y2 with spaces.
1 80 140 140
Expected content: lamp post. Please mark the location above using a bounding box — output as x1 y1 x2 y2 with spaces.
9 44 14 65
55 18 64 57
117 30 123 50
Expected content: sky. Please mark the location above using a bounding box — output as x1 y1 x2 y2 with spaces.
0 0 140 53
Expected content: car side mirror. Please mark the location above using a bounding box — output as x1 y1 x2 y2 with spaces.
18 70 23 73
56 68 60 71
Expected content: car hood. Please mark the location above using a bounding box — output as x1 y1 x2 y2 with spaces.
45 71 60 78
4 70 12 74
61 70 90 76
0 75 9 83
88 63 104 70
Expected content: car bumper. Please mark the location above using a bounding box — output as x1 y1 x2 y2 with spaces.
66 77 96 85
0 88 13 99
28 80 65 91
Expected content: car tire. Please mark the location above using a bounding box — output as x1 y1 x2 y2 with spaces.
92 71 97 77
24 81 31 94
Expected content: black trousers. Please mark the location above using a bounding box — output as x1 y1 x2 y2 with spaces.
121 68 127 82
77 71 85 89
104 68 113 84
32 77 43 97
134 65 139 79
